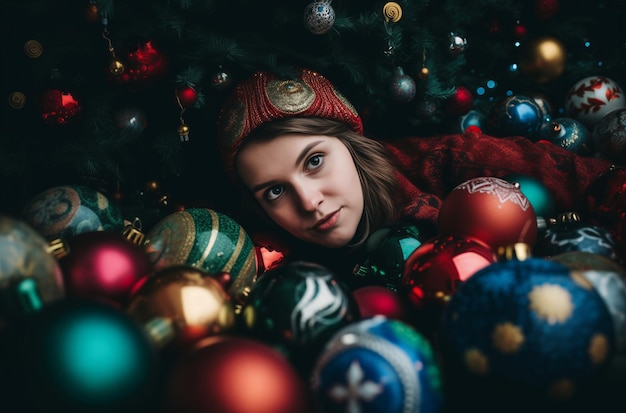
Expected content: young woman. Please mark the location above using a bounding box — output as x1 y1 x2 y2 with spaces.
216 68 616 276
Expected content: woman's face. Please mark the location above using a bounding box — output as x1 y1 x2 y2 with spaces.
236 134 364 248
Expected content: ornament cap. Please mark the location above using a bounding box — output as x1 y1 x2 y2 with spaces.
46 238 69 259
557 211 581 223
496 243 533 261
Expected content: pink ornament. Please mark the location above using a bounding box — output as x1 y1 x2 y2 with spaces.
437 176 538 249
58 231 153 307
565 76 626 129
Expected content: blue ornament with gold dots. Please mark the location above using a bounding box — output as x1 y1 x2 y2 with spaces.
539 117 592 156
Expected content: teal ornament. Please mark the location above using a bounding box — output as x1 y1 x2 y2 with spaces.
352 221 426 291
20 185 124 242
441 258 614 407
18 299 157 412
0 215 65 319
502 174 556 221
144 208 257 305
488 94 543 139
456 109 487 133
242 261 360 373
591 107 626 164
539 118 592 156
311 316 443 413
390 67 416 103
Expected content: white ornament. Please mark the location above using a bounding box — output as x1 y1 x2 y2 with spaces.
304 1 335 35
565 76 626 129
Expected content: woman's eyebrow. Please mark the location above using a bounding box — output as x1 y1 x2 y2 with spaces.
295 140 323 167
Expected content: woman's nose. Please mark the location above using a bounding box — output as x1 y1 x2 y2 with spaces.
293 182 323 212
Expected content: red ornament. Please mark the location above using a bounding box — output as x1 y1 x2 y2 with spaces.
581 165 626 244
39 88 81 125
58 231 153 307
513 23 527 39
177 86 198 108
445 86 474 117
352 285 409 322
251 231 291 274
110 40 168 85
437 176 538 249
166 336 312 413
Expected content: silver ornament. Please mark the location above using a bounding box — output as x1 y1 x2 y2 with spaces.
304 1 335 35
390 67 416 103
449 32 468 55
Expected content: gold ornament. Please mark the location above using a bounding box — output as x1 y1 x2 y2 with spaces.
8 92 26 109
24 40 43 58
108 58 125 75
519 35 567 84
383 2 402 23
178 123 190 141
418 67 430 79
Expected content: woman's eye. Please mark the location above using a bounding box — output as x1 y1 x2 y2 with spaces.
265 185 284 201
306 154 324 170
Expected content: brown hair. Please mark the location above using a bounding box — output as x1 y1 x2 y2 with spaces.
234 117 401 248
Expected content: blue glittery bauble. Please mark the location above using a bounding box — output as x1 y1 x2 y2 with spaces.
441 258 614 401
312 316 443 413
539 117 592 156
390 67 416 103
489 94 544 139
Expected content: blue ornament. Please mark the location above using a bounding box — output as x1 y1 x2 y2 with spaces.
489 95 544 139
455 109 487 133
441 258 614 405
539 118 592 156
502 174 556 220
312 316 443 413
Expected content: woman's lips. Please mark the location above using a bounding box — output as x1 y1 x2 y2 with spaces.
312 209 340 231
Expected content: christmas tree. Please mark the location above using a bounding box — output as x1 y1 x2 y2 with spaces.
2 0 625 224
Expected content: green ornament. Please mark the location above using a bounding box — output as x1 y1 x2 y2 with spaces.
144 208 257 304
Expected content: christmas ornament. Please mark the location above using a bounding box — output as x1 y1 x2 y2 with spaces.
304 1 335 35
437 176 538 250
210 67 234 91
454 109 487 133
241 261 360 372
85 0 99 23
144 208 257 305
109 39 168 85
502 173 557 221
580 165 626 244
351 286 410 321
512 21 527 40
538 117 592 156
127 265 236 349
39 88 81 125
24 39 43 58
591 107 626 164
382 2 403 23
175 89 192 142
58 231 152 307
251 231 291 274
115 107 147 132
448 32 468 55
390 66 416 103
351 221 425 291
18 299 157 412
8 91 26 109
176 86 197 108
518 35 567 84
565 76 626 129
551 251 626 354
488 94 544 139
441 258 614 407
400 234 497 334
533 212 622 264
531 93 554 125
20 184 125 245
311 316 443 413
166 336 311 413
0 215 65 319
445 86 473 117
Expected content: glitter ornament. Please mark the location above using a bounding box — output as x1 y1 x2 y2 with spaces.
441 258 614 408
304 1 335 35
390 66 416 103
565 76 626 129
311 316 443 413
539 117 592 156
591 107 626 164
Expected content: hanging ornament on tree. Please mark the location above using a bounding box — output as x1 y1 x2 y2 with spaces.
175 87 195 142
518 35 567 84
390 66 416 103
565 76 626 129
448 32 468 56
304 1 335 35
109 39 168 85
210 66 233 91
101 18 125 77
115 106 147 133
538 117 592 156
39 88 82 125
85 0 99 23
454 109 487 133
591 108 626 164
382 2 403 23
445 86 474 117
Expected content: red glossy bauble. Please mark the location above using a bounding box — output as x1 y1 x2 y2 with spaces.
177 86 198 108
166 336 311 413
437 176 538 249
581 165 626 244
445 86 474 117
251 231 291 274
58 231 153 306
39 88 81 125
352 285 409 322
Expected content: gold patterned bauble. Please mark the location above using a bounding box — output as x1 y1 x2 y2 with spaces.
383 2 403 22
108 58 125 76
8 92 26 109
24 40 43 58
519 35 567 84
127 265 236 349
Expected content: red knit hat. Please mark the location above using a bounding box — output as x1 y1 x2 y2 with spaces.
217 68 363 179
